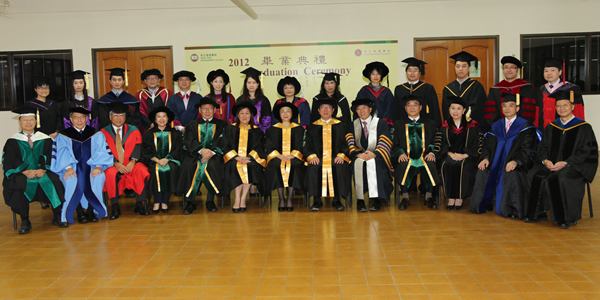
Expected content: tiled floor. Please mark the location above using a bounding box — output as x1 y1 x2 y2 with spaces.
0 183 599 300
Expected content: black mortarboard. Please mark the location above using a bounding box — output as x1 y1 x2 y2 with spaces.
105 68 128 78
322 72 341 85
548 89 578 103
70 70 89 80
141 69 164 81
108 102 129 114
362 61 389 79
148 106 174 124
500 56 522 68
402 57 427 75
450 51 478 69
316 97 338 110
277 76 301 96
402 94 424 106
241 67 262 79
351 98 376 111
272 102 299 123
195 97 219 108
501 93 520 105
207 69 230 85
33 76 52 88
446 96 467 108
232 101 258 116
544 57 563 69
172 70 196 82
69 107 91 115
12 106 37 117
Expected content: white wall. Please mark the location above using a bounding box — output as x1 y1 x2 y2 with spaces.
1 0 599 146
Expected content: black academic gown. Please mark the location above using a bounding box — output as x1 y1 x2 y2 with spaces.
347 117 393 201
391 116 440 189
220 124 267 194
264 123 305 191
303 119 351 198
434 120 482 199
24 99 61 135
178 118 227 198
469 118 539 218
394 81 441 126
311 94 352 124
526 118 598 223
442 78 488 130
97 91 140 128
485 79 536 126
142 126 183 194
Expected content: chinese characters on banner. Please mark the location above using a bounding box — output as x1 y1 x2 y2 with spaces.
184 40 398 106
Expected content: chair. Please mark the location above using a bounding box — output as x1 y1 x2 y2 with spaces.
587 182 594 218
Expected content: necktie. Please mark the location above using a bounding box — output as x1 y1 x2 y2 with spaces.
27 134 33 148
363 121 368 139
506 120 512 133
116 128 124 163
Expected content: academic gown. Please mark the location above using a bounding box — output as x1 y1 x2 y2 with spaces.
142 126 182 195
235 96 272 133
391 117 440 189
212 93 236 124
434 120 482 199
264 123 305 191
356 85 394 126
442 78 488 130
346 117 393 200
100 124 150 199
220 124 267 194
526 118 598 223
178 118 227 198
485 79 536 125
394 81 441 126
469 118 540 218
166 92 203 127
274 97 311 128
303 119 352 198
136 87 173 131
311 94 351 124
60 97 100 130
24 99 61 136
2 132 64 216
51 127 113 223
535 82 585 129
97 91 141 128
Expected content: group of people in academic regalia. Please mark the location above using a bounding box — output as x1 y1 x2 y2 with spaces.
2 51 597 235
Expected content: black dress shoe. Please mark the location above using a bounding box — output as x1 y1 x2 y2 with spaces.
109 205 121 220
310 199 323 211
278 201 285 212
134 202 150 216
41 203 50 209
369 199 381 211
77 214 90 224
357 200 368 212
52 217 69 228
161 208 169 213
453 204 462 211
558 222 570 229
332 200 345 211
398 198 410 210
446 204 454 210
18 220 32 234
286 205 294 212
206 201 218 212
507 214 519 220
240 206 247 212
485 203 494 211
232 207 240 213
523 213 548 223
87 210 99 222
152 209 160 214
425 197 438 210
183 207 194 214
125 190 136 198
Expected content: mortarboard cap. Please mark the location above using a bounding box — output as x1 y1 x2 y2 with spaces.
501 93 520 106
446 96 467 108
351 98 376 111
322 72 341 85
70 70 89 80
500 56 522 68
548 89 578 103
195 97 219 108
106 68 128 78
12 106 37 117
232 101 258 116
240 67 262 78
402 94 424 106
544 57 563 69
402 57 427 75
69 107 91 115
108 102 129 115
450 51 478 69
315 97 338 110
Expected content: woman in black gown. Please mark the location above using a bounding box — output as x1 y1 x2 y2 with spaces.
265 102 305 211
142 106 183 213
434 96 482 210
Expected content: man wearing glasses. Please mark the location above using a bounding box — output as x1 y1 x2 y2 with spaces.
485 56 536 126
394 57 441 126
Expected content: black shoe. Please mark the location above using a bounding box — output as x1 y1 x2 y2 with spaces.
524 213 548 223
369 199 381 211
286 205 294 212
152 209 160 214
425 197 438 210
357 200 368 212
332 200 345 211
52 216 69 228
310 199 323 211
206 201 218 212
183 207 194 215
18 220 32 234
196 190 203 196
240 206 247 212
109 205 121 220
507 214 519 220
232 207 240 213
134 202 150 216
485 203 494 211
558 222 570 229
161 208 169 213
446 204 454 210
278 201 285 212
183 201 195 214
41 203 50 209
125 190 136 198
398 198 410 210
87 209 98 222
77 214 90 224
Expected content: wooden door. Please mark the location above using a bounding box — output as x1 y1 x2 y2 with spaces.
415 38 497 120
94 48 172 99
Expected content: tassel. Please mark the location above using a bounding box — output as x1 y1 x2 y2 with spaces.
516 94 520 106
125 69 129 87
570 90 574 103
562 59 566 85
260 73 264 90
36 108 40 128
84 73 89 91
426 105 429 114
196 80 200 94
466 107 472 122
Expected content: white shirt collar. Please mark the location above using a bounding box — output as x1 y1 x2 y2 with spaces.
457 77 470 85
409 80 419 85
560 115 575 126
321 118 332 124
204 117 213 122
75 125 86 133
74 94 85 101
549 79 561 86
505 115 517 124
148 87 158 94
180 90 191 97
409 116 420 122
359 115 372 126
112 124 123 136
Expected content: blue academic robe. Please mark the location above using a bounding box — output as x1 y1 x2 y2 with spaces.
166 92 203 127
356 86 395 127
51 126 113 223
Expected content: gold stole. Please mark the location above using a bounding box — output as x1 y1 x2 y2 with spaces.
268 123 303 187
236 125 251 184
314 119 341 197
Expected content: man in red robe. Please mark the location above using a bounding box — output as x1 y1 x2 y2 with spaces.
135 69 173 133
101 102 150 219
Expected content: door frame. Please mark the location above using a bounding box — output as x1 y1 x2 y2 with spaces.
91 46 173 99
413 35 500 84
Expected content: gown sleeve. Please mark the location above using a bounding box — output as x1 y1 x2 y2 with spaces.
88 133 114 171
50 134 77 175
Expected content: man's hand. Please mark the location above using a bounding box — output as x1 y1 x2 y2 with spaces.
33 169 46 178
236 156 251 164
277 154 290 162
425 153 435 162
543 160 555 170
200 149 213 163
478 159 489 170
309 157 320 165
126 160 136 173
22 170 36 179
63 168 76 180
357 153 370 161
158 158 169 167
505 161 518 172
549 161 567 172
334 156 344 164
115 162 128 174
91 167 102 178
149 123 154 129
398 154 409 163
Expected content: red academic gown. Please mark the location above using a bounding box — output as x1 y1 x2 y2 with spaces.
135 87 174 132
101 124 150 198
486 79 536 125
536 82 585 129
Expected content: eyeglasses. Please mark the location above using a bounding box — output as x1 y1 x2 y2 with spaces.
503 66 518 70
406 71 420 74
71 116 88 120
35 86 50 90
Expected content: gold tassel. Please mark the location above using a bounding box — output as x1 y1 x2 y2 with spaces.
516 93 520 106
125 69 129 87
260 73 263 90
84 73 89 91
426 105 429 114
36 108 40 128
570 90 574 103
466 107 472 122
